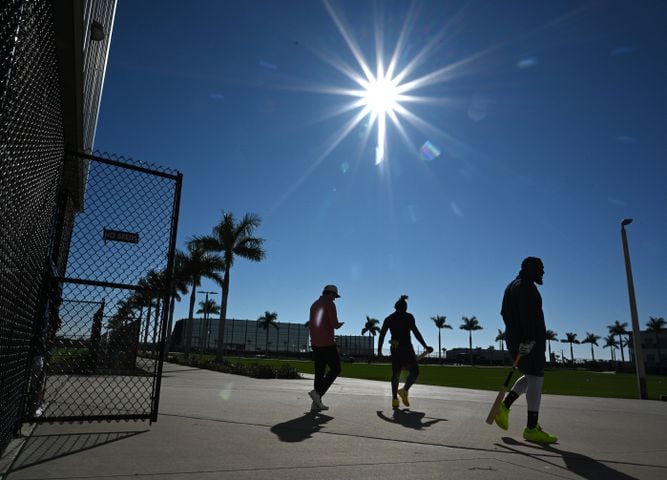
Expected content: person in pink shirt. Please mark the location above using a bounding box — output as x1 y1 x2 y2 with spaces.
308 284 344 412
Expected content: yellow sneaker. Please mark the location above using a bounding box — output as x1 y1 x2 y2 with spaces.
523 425 558 444
397 388 410 407
495 403 510 430
392 398 400 409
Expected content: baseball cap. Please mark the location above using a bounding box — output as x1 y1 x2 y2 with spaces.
323 284 341 298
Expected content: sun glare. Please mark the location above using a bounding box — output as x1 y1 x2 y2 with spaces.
306 0 462 167
362 77 400 115
274 2 475 206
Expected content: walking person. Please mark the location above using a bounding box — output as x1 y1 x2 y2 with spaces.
308 284 344 412
377 295 433 409
495 256 558 443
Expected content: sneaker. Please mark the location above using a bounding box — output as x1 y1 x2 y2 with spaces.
310 401 329 412
523 425 558 444
495 403 510 431
309 389 325 409
397 388 410 407
392 398 400 409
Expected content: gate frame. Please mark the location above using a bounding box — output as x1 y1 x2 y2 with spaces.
24 152 183 424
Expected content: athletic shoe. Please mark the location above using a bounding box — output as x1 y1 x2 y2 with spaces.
397 388 410 407
523 425 558 444
309 389 325 409
310 400 330 412
495 403 510 430
392 398 400 409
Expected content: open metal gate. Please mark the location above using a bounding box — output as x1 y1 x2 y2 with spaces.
24 152 182 423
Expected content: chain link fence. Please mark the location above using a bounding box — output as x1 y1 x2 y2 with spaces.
30 152 182 422
2 0 181 458
0 0 65 454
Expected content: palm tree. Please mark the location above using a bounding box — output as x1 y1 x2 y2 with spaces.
496 329 507 365
361 316 381 363
107 298 136 331
560 332 580 366
546 329 558 365
257 311 279 354
459 316 483 365
166 254 193 345
646 317 665 370
196 211 266 363
495 329 505 351
607 321 629 363
136 267 189 354
431 315 452 360
178 241 224 354
603 335 619 361
581 332 601 362
196 298 220 352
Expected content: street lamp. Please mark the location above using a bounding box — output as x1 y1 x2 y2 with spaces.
198 291 218 352
620 219 648 399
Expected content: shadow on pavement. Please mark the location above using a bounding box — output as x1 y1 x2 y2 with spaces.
7 430 147 473
270 412 334 442
376 410 446 430
499 436 648 480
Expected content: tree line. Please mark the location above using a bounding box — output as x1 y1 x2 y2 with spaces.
362 315 665 367
110 210 664 369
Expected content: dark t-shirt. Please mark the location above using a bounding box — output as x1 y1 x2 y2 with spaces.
501 277 546 354
379 311 425 348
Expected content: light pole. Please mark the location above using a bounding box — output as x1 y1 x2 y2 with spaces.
620 219 648 399
198 291 218 353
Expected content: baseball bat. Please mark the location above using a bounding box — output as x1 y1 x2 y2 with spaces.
485 353 521 425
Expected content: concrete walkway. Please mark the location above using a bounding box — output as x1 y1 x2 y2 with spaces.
2 362 666 479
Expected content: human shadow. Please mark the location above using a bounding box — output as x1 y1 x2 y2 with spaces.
376 409 446 430
499 436 649 480
270 412 334 442
7 430 147 473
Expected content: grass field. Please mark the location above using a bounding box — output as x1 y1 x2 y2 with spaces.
172 354 666 400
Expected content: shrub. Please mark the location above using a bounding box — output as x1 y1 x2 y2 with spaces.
276 363 300 379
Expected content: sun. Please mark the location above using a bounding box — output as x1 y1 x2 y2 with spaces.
303 0 459 168
362 76 400 116
274 1 467 205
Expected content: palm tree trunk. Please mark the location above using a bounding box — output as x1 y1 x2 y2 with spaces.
570 343 574 366
162 296 177 360
591 344 595 362
469 332 473 366
548 340 552 366
367 333 372 364
216 269 230 363
618 334 625 363
186 286 196 354
438 330 442 360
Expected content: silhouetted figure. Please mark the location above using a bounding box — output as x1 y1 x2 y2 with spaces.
495 257 557 443
377 295 433 409
308 284 344 412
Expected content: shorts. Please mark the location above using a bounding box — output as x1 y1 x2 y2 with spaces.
390 345 417 371
511 349 545 377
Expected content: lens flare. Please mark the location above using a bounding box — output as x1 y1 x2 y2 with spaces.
419 140 441 161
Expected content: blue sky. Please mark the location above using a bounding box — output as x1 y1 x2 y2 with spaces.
95 0 667 360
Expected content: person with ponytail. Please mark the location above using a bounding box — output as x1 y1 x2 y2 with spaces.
377 295 433 409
